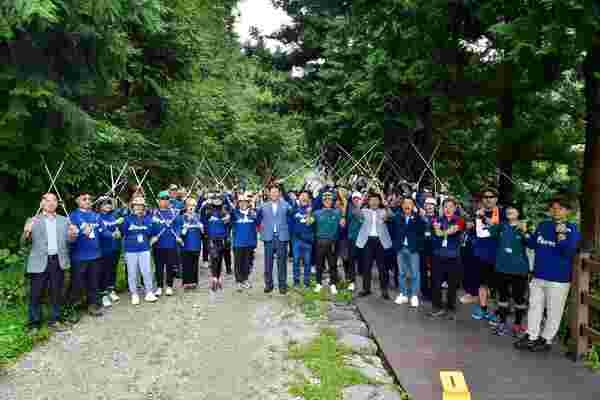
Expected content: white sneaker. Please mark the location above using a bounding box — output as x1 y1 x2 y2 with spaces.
145 293 158 302
394 294 409 305
165 287 174 296
348 283 355 292
410 296 419 308
314 283 322 293
155 287 162 296
109 291 120 302
131 294 140 305
102 295 112 308
442 281 448 289
330 284 338 295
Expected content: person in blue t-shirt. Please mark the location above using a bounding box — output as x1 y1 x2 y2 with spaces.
180 198 203 289
119 196 158 305
515 195 581 353
68 191 113 318
232 193 258 290
97 197 122 308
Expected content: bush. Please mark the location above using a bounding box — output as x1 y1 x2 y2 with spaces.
0 249 27 308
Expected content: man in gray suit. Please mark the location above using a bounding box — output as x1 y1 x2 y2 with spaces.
22 193 77 333
257 185 292 294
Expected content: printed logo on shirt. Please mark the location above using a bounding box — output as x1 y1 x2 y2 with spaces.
128 224 149 232
537 236 556 247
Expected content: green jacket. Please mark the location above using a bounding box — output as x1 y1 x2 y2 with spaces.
490 223 529 275
314 208 342 240
347 206 364 242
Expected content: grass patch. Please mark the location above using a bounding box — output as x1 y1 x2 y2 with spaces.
287 328 371 399
0 304 50 369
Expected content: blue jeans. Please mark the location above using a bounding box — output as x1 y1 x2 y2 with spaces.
292 239 312 286
397 248 420 297
264 236 288 289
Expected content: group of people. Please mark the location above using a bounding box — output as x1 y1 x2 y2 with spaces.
23 176 581 354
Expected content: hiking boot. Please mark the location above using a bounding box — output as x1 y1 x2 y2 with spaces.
87 304 104 317
529 338 551 353
102 295 112 308
131 294 141 305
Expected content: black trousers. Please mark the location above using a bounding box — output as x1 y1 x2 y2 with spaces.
362 238 388 293
350 245 362 279
385 250 398 289
224 239 232 272
209 239 226 278
28 255 64 326
100 251 120 294
496 272 528 324
69 259 101 307
316 239 338 285
202 234 210 262
181 251 200 285
153 248 178 288
234 247 253 283
432 256 462 311
420 253 433 301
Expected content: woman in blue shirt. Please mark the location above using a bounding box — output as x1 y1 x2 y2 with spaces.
181 198 204 289
232 193 258 290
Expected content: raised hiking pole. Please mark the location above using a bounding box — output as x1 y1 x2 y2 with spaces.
40 158 71 221
34 159 65 217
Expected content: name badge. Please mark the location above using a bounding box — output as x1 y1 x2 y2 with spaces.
137 234 144 243
505 247 513 254
442 239 448 248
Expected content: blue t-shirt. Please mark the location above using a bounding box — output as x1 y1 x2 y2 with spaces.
181 213 203 252
151 208 183 249
99 212 121 255
120 214 154 253
528 220 580 283
232 209 258 248
69 209 106 262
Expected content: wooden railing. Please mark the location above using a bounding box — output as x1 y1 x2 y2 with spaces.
570 252 600 359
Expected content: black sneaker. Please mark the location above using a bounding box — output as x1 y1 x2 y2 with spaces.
427 309 447 319
381 291 391 300
529 338 551 353
445 311 457 321
514 335 535 350
87 304 104 317
358 290 371 297
48 321 69 332
279 287 288 295
264 287 274 294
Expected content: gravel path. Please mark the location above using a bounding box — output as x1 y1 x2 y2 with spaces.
0 246 302 400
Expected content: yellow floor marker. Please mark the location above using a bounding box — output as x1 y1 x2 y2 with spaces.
440 371 471 400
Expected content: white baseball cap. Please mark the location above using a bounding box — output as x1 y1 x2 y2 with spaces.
352 191 362 199
424 197 437 205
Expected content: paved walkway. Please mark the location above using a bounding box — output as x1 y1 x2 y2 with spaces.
356 279 600 400
0 247 298 400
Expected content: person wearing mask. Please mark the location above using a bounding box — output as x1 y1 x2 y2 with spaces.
151 191 183 297
180 198 203 289
202 194 230 292
22 193 78 333
428 198 465 320
313 191 345 295
257 185 293 294
120 196 158 305
291 191 314 289
471 187 504 321
355 191 393 299
515 196 581 352
232 193 258 290
487 205 529 336
68 191 112 318
346 192 364 289
97 197 122 308
392 197 426 308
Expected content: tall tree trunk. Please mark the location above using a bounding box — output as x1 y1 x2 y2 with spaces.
497 77 514 205
581 34 600 251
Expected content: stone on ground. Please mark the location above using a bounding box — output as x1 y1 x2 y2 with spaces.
343 355 394 384
328 309 358 322
330 319 370 338
339 334 378 355
342 384 403 400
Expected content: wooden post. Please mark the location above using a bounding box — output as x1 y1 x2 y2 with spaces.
570 252 591 360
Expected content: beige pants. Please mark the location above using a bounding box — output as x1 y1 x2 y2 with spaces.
526 278 570 343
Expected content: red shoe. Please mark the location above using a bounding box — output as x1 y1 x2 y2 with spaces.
512 324 527 337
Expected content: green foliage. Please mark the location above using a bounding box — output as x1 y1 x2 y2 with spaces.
0 305 50 369
586 344 600 371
